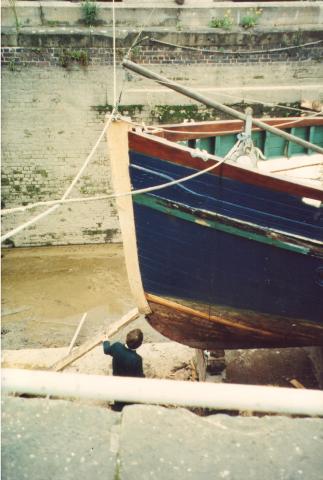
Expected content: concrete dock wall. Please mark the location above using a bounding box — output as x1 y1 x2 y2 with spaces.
2 2 323 29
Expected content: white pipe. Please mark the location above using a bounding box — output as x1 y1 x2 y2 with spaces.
2 369 323 416
67 312 88 355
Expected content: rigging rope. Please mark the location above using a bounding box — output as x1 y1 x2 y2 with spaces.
112 0 117 107
149 38 323 56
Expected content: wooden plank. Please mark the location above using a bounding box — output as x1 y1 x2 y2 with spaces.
146 295 323 350
107 120 151 314
51 308 140 372
146 294 279 337
257 155 323 173
290 379 306 389
161 118 323 142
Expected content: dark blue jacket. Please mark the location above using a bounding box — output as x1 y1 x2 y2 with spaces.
103 341 144 378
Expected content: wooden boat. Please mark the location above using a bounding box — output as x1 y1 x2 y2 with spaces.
108 64 323 350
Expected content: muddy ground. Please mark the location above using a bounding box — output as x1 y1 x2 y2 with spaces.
1 244 322 389
1 244 167 350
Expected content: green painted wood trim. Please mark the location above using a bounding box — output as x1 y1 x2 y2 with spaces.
251 131 265 151
215 134 237 157
264 131 287 158
309 126 323 154
288 127 308 156
134 194 310 256
196 137 216 154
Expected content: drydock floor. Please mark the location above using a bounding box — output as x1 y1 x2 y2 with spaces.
2 244 322 388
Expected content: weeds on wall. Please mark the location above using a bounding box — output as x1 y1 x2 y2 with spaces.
8 0 20 31
8 58 18 72
209 8 262 30
209 11 234 30
240 9 262 29
59 49 89 68
81 0 99 26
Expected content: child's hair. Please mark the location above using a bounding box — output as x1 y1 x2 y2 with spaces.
126 329 143 350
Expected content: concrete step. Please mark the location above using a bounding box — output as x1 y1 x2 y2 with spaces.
2 1 323 29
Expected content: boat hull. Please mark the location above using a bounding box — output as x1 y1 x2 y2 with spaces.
108 119 323 350
128 130 323 348
146 294 323 350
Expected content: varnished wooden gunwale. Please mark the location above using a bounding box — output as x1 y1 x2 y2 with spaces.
129 130 323 201
152 117 323 142
146 294 323 349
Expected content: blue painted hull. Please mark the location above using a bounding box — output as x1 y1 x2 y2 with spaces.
128 143 323 348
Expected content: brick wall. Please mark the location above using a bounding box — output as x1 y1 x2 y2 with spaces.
2 31 323 246
2 42 323 68
1 66 122 246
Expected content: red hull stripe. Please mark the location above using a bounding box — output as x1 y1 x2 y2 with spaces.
129 131 323 202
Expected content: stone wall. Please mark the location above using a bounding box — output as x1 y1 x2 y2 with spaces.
2 16 323 246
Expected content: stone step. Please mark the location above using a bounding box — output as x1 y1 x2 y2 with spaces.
2 396 323 480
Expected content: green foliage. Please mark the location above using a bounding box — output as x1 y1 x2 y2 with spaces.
34 168 48 178
26 184 40 194
45 20 69 27
1 177 10 186
81 0 99 26
8 0 20 31
59 49 89 68
209 11 233 30
130 46 141 60
151 105 216 123
176 21 183 32
240 8 262 29
8 58 18 72
93 104 144 118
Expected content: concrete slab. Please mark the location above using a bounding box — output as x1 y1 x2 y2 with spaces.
2 397 323 480
1 342 196 379
119 405 323 480
2 2 323 29
225 347 319 389
1 396 120 480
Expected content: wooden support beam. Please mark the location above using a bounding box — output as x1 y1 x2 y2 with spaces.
290 379 306 389
51 308 140 372
67 312 88 355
